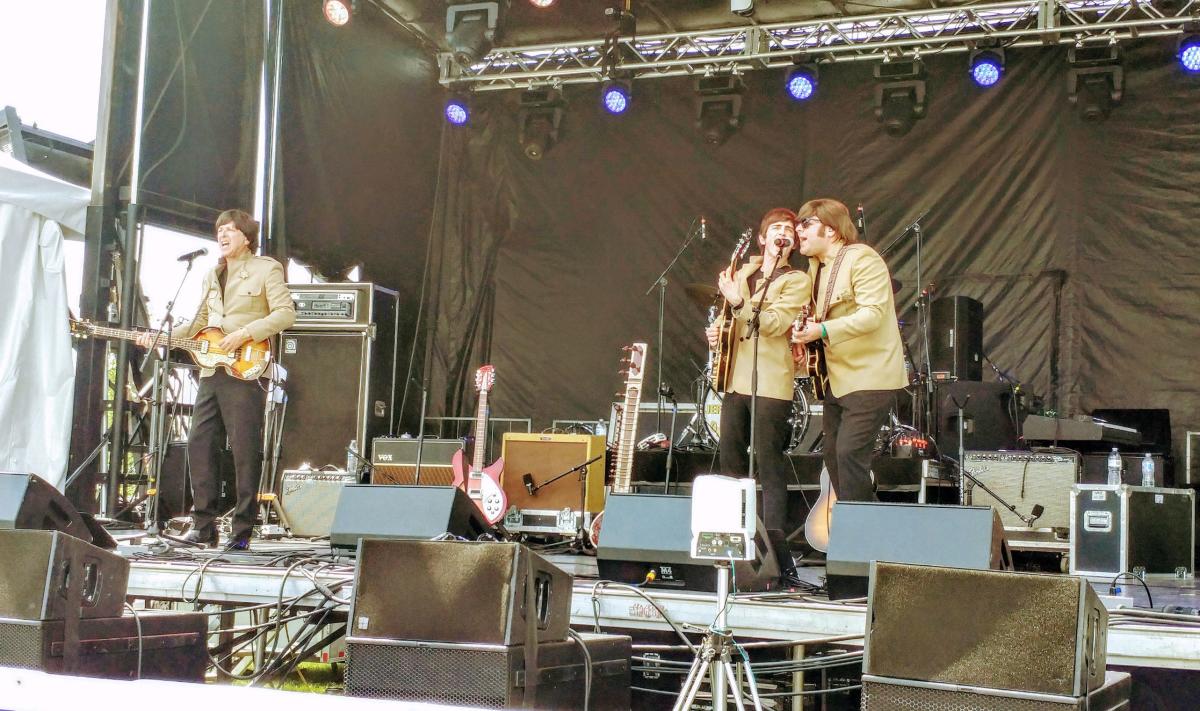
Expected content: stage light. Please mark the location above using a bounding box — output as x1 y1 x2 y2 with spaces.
693 74 744 146
601 80 631 114
873 60 926 137
1067 46 1123 122
445 96 470 126
323 0 356 27
446 3 500 66
784 66 818 101
1180 34 1200 73
969 49 1004 87
529 0 556 7
518 88 563 160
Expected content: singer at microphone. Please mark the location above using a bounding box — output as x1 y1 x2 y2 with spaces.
177 248 208 262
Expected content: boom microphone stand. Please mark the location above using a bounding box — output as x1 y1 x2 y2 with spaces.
878 209 932 432
950 393 1043 528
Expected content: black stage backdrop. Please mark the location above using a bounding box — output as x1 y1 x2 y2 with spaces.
417 39 1200 463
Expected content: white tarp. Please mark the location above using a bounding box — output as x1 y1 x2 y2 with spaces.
0 152 88 489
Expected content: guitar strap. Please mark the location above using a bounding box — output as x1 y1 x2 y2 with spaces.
816 244 856 323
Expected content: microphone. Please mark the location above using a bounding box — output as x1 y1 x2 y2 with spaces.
177 248 207 262
856 204 865 232
699 217 708 240
774 237 793 249
522 473 536 496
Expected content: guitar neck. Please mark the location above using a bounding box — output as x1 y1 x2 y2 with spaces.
84 324 203 353
471 390 489 472
613 383 642 493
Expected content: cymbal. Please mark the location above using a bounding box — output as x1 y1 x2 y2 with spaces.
684 282 720 307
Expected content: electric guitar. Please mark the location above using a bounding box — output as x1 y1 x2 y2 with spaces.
803 467 838 553
790 305 828 400
587 342 648 546
450 365 508 524
710 231 753 393
69 318 272 381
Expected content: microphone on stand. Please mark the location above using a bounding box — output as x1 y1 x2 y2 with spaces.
856 204 866 237
699 217 708 240
522 473 536 496
774 237 794 249
176 248 207 262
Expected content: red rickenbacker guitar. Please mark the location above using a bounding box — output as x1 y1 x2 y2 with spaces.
790 305 828 400
69 318 272 381
587 342 648 546
450 365 508 524
710 230 753 393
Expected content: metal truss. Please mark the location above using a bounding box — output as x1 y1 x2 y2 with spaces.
440 0 1199 91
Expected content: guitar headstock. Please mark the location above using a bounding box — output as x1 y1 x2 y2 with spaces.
730 229 753 266
474 364 496 393
621 343 647 385
68 318 94 339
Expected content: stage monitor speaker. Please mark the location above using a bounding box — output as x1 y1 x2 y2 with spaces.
825 502 1010 600
0 472 92 545
277 284 398 472
330 485 490 549
861 671 1131 710
346 632 632 708
595 493 781 592
929 295 983 381
352 539 571 645
370 437 463 486
934 381 1019 455
0 530 129 621
865 561 1108 696
501 433 607 513
0 611 208 681
964 450 1078 530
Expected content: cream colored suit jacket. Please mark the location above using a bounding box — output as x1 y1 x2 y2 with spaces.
724 257 812 401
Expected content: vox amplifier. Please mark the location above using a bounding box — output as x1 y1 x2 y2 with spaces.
371 437 463 486
963 451 1078 531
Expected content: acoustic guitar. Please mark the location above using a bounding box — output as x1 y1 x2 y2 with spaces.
789 304 828 400
710 230 753 393
802 467 838 553
69 318 272 381
450 365 508 525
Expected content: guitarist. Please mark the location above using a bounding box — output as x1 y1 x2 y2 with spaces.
704 208 810 539
791 199 906 503
136 209 295 550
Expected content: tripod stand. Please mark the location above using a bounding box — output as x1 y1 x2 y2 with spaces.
673 562 762 711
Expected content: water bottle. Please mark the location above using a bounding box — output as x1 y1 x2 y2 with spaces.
347 439 358 474
1106 448 1122 486
1141 453 1155 488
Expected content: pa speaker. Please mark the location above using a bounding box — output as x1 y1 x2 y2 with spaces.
351 539 571 645
934 381 1019 455
0 530 129 621
865 561 1108 697
825 502 1010 600
862 671 1131 710
594 493 781 592
929 295 983 381
0 472 96 546
330 485 491 549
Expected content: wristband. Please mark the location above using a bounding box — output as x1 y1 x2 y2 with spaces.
820 324 828 340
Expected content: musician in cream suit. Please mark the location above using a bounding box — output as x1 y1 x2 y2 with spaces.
705 208 811 533
138 209 295 549
792 199 907 502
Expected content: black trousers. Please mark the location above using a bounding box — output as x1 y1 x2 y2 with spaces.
718 392 793 531
188 370 266 540
822 388 900 503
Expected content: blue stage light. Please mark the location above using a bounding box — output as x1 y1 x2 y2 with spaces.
1181 35 1200 73
785 68 817 101
970 52 1003 87
601 80 631 114
445 98 470 126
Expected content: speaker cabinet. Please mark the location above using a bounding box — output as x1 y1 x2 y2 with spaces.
346 633 632 709
277 284 398 472
0 611 208 681
371 437 463 486
595 493 781 592
330 485 490 549
861 671 1131 710
501 433 607 513
934 381 1019 455
0 530 129 621
351 539 572 645
825 502 1010 600
865 562 1108 696
929 295 983 381
0 472 92 545
964 450 1079 530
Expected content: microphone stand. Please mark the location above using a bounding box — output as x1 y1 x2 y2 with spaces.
878 209 933 432
525 453 605 545
660 385 679 493
410 378 430 485
745 259 784 482
950 393 1042 528
644 218 704 440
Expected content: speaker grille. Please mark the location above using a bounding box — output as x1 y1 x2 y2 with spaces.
863 678 1071 710
0 621 43 669
346 641 511 707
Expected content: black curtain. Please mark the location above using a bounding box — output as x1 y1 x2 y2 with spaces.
423 40 1200 463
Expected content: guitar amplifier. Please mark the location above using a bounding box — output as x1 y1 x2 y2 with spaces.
500 434 606 536
371 437 463 486
279 469 356 537
963 451 1078 531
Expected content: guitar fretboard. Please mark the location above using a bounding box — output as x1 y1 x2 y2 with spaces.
471 389 489 473
84 324 207 353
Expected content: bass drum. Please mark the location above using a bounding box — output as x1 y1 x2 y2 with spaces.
700 385 723 442
703 380 817 453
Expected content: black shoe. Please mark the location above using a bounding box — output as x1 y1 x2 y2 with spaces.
224 537 250 552
181 529 218 548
